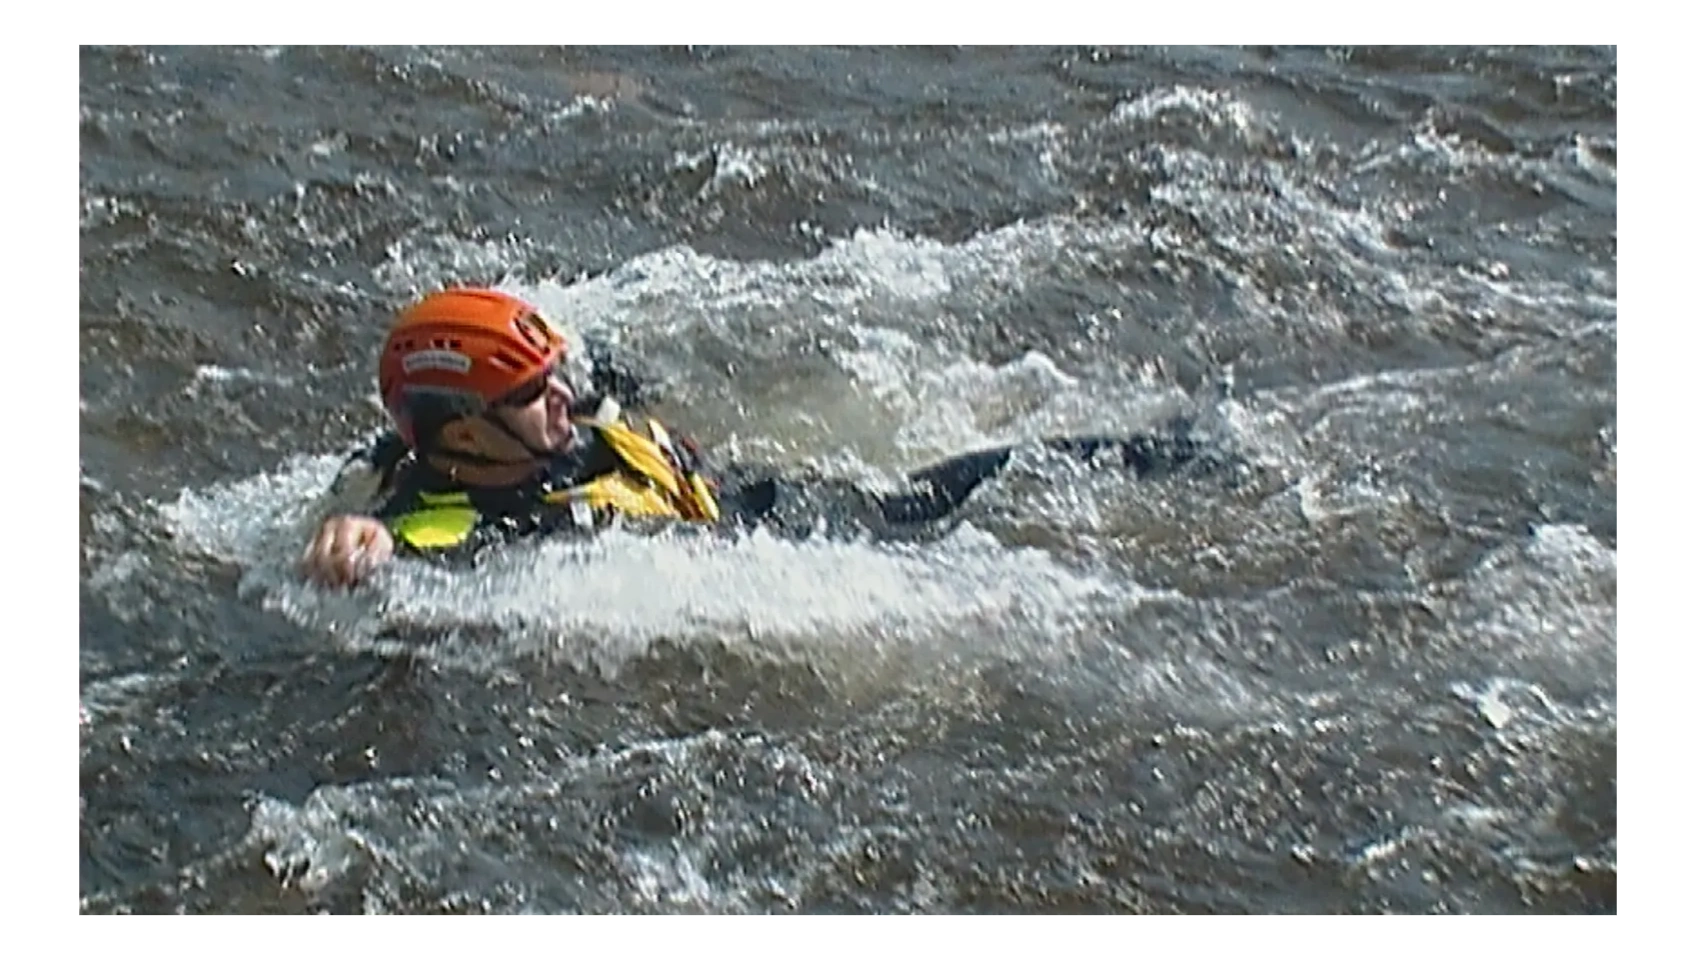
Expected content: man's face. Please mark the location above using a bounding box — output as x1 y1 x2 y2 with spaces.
486 365 577 454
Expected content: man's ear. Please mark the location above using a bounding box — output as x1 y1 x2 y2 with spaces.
437 418 481 452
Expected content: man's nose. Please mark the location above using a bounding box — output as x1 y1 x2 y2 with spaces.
547 374 575 406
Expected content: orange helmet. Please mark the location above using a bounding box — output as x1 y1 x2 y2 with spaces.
377 288 567 447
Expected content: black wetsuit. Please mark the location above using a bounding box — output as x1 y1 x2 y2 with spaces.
709 431 1226 540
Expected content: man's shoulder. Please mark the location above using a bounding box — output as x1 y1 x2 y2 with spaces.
324 429 442 518
574 400 714 472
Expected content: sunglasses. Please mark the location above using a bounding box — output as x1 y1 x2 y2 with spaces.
494 361 568 409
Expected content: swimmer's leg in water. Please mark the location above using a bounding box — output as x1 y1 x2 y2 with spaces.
875 430 1231 526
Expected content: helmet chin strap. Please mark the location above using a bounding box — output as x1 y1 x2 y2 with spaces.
418 412 558 487
482 408 559 462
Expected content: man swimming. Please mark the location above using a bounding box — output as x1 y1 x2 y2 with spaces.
301 287 1230 587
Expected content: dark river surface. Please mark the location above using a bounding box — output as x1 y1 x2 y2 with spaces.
78 45 1616 914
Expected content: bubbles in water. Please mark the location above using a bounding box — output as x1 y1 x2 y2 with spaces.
1459 524 1615 650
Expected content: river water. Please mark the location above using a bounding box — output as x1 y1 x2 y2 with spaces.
78 45 1616 914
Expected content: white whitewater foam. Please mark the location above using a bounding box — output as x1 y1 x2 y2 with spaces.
160 451 1129 675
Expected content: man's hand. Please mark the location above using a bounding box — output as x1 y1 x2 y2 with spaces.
300 514 395 588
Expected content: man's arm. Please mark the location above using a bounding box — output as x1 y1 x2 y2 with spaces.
303 450 486 586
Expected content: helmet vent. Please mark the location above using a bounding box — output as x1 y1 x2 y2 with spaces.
489 351 524 371
514 313 552 352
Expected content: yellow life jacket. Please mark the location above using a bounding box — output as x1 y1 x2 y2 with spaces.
386 414 720 552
